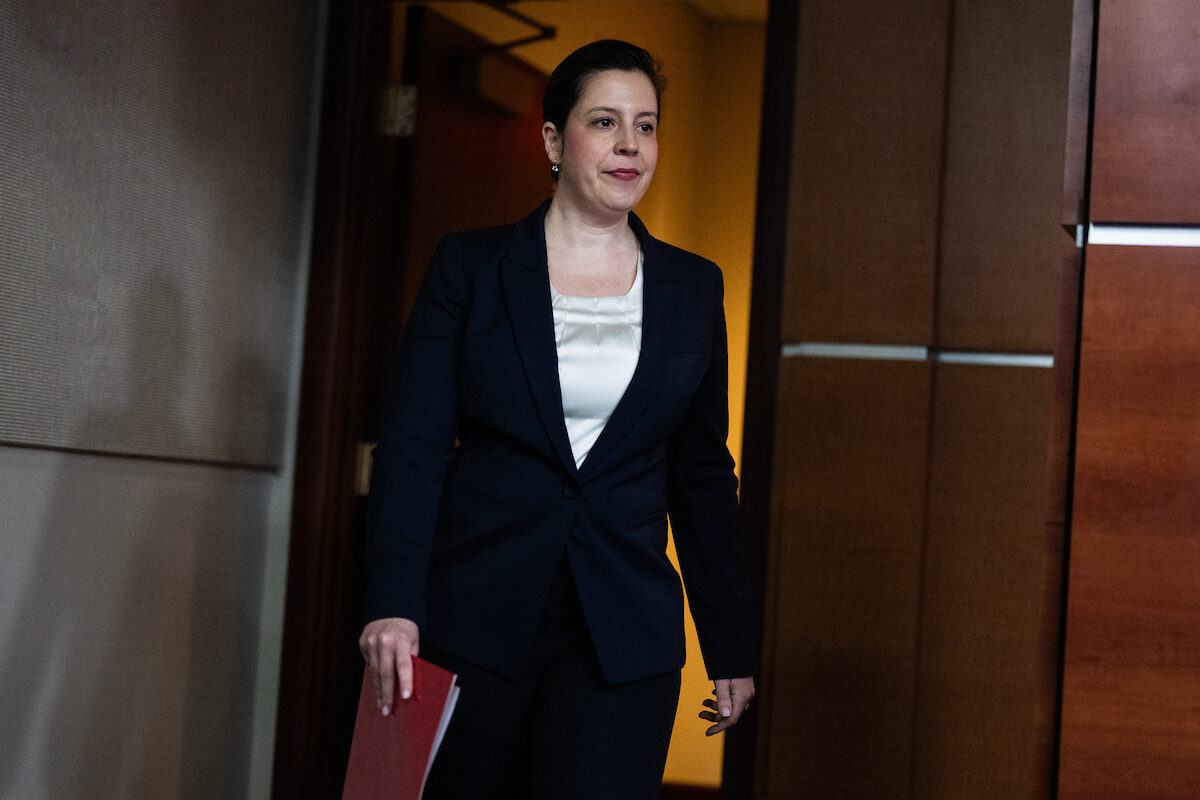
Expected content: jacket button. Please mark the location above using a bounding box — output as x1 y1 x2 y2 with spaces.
562 485 576 499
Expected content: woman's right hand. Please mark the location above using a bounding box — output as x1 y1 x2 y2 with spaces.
359 617 420 716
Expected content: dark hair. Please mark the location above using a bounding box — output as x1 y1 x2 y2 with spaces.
542 39 665 136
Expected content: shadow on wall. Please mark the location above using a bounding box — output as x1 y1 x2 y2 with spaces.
0 0 316 794
0 272 273 799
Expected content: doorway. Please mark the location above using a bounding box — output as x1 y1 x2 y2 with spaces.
425 5 766 786
272 3 767 797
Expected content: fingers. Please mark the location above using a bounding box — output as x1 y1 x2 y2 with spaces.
358 624 396 713
378 645 397 713
699 677 756 736
702 679 736 736
715 679 733 718
359 617 420 716
396 645 414 703
698 698 722 723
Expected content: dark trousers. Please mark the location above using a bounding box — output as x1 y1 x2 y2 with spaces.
420 559 682 800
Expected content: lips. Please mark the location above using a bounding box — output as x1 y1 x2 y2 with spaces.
607 168 640 181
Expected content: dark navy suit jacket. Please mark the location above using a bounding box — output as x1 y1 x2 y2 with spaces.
364 201 756 684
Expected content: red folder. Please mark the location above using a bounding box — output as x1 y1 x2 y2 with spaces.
342 657 460 800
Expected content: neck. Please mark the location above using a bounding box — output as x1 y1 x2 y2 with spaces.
542 195 641 296
544 194 634 249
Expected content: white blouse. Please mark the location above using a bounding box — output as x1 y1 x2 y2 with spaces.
550 252 644 468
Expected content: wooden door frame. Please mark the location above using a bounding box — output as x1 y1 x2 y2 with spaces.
271 1 401 797
719 1 798 798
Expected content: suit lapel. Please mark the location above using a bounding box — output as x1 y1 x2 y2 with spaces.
576 214 675 479
499 204 677 479
500 202 579 475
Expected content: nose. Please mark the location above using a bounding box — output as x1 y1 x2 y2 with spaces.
615 128 638 155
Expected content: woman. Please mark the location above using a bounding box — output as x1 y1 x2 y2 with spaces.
359 39 756 799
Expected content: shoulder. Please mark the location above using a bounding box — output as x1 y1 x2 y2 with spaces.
433 201 549 274
654 239 721 277
630 213 723 289
436 221 516 262
423 221 520 293
644 238 725 307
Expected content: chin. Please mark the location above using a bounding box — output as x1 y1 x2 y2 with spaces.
600 199 641 217
569 182 650 217
604 189 649 214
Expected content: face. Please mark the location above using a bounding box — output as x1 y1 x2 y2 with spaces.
543 69 659 218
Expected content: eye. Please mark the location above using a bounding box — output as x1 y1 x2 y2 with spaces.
592 117 614 128
637 122 656 133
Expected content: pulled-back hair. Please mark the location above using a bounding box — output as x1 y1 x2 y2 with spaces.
542 39 665 135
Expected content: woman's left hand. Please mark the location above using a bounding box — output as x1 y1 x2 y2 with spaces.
699 676 756 736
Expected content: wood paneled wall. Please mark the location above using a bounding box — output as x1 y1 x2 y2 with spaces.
1058 2 1200 796
780 0 948 345
937 0 1070 352
751 1 1074 797
1088 0 1200 224
914 365 1056 798
763 359 931 796
1061 246 1200 799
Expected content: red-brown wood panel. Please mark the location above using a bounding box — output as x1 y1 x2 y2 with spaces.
1060 244 1200 799
761 357 931 798
936 0 1074 353
1089 0 1200 224
781 0 950 345
914 363 1056 799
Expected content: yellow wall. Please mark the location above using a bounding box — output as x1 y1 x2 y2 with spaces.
424 2 764 786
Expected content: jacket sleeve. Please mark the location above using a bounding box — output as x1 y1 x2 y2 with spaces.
666 267 758 680
362 235 468 628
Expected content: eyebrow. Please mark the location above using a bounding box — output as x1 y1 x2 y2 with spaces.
583 105 659 119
